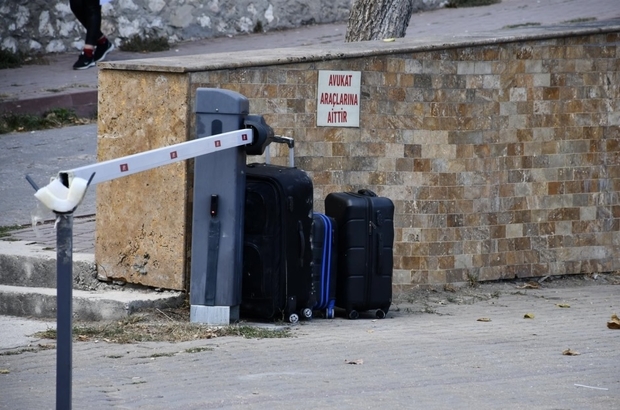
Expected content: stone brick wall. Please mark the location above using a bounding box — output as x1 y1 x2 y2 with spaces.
0 0 444 54
97 27 620 290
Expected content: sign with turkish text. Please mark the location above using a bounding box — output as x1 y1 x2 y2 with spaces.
317 70 361 127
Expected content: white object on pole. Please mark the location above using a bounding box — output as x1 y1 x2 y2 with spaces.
60 128 253 186
34 177 89 213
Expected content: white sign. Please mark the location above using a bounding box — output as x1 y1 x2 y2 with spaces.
317 70 361 127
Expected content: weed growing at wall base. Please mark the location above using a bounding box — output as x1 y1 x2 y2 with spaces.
0 109 92 134
503 22 542 29
562 17 597 24
0 48 49 70
0 225 22 238
120 34 170 53
0 48 22 69
446 0 501 7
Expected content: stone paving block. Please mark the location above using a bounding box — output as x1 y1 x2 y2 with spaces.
5 282 618 408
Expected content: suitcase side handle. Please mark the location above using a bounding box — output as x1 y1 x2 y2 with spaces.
358 189 377 197
377 231 384 277
374 210 385 276
298 220 306 267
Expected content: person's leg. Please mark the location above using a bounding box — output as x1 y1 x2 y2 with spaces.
70 0 87 29
84 0 115 63
82 0 103 47
72 0 108 69
70 0 103 38
92 2 114 64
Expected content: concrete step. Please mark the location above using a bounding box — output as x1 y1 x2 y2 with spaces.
0 240 97 289
0 284 185 321
0 240 185 321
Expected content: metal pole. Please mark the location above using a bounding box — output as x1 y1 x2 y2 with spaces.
55 212 73 410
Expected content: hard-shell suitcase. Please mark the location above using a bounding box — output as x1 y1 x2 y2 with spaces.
325 189 394 319
311 213 338 319
241 139 314 323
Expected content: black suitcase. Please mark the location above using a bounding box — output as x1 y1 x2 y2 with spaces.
311 213 338 319
241 162 314 323
325 189 394 319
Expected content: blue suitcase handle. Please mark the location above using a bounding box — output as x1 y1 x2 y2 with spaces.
313 213 334 312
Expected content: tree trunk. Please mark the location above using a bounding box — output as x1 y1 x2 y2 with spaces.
345 0 414 42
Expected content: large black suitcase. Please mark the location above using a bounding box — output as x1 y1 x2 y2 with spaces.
311 213 338 319
241 162 314 323
325 189 394 319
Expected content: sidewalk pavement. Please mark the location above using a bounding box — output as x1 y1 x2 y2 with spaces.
0 0 619 332
1 280 619 409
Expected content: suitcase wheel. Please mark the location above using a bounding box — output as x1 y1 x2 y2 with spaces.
301 308 313 320
375 309 387 319
288 313 299 324
347 310 359 320
326 308 335 319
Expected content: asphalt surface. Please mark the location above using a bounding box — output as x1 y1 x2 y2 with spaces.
1 1 620 408
0 124 98 227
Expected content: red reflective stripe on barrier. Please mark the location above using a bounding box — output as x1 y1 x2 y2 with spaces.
59 128 253 186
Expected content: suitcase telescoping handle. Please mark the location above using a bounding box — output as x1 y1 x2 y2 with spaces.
358 188 377 197
359 188 384 276
265 135 295 167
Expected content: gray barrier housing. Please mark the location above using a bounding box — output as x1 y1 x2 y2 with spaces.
190 88 250 325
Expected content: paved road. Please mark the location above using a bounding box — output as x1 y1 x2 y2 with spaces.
0 124 97 226
1 282 619 409
0 316 55 350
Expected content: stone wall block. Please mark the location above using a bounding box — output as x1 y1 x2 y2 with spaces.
96 70 190 290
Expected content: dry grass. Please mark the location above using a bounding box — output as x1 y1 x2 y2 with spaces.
34 307 291 344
